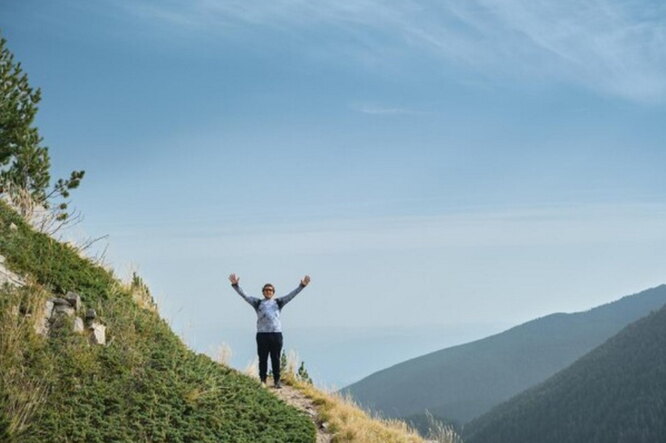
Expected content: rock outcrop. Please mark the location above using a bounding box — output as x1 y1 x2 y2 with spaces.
35 291 107 345
0 254 24 286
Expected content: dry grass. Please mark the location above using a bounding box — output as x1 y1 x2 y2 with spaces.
213 342 233 366
424 411 463 443
1 183 109 267
243 356 259 379
283 374 435 443
0 182 79 237
0 284 52 439
123 271 158 313
238 348 460 442
0 182 39 221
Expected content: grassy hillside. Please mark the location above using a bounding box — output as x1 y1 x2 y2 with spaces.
343 284 666 424
464 302 666 443
0 200 315 442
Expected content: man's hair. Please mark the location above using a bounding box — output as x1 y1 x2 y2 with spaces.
262 283 275 292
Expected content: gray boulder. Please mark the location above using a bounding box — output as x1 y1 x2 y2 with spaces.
54 304 75 316
73 317 85 333
35 299 55 336
65 292 82 311
89 322 106 345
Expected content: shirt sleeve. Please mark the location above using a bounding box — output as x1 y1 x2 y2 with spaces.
232 284 261 309
276 284 305 309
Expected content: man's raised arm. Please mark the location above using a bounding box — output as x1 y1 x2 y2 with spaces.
229 273 260 309
276 275 311 308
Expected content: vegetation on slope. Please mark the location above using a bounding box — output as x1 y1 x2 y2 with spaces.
464 303 666 443
282 372 459 443
0 200 315 442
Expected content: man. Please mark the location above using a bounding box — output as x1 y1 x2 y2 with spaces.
229 273 311 388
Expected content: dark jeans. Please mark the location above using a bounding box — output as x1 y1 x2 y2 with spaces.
256 332 283 383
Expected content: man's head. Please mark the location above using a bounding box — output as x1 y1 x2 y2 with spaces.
262 283 275 299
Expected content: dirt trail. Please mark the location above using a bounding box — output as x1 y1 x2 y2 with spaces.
271 384 333 443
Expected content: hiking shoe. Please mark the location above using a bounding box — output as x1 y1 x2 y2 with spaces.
273 381 282 389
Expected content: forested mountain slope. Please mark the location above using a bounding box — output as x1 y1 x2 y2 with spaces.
464 302 666 443
344 284 666 424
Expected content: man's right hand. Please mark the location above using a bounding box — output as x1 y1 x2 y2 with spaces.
229 273 240 285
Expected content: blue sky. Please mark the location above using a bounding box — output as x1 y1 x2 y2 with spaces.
2 0 666 386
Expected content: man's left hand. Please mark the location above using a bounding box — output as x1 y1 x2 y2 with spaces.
301 275 311 287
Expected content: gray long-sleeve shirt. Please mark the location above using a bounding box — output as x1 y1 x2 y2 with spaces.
233 283 305 332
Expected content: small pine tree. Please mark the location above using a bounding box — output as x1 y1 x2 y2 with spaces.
271 351 313 384
296 361 312 384
0 36 84 219
129 272 157 311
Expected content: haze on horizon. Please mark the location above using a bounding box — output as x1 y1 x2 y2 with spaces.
2 0 665 386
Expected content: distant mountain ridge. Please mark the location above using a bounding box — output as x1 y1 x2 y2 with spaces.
464 301 666 442
343 285 666 424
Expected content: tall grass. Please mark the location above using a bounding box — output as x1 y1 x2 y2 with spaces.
424 411 463 443
0 284 52 440
279 362 462 443
287 376 424 442
213 342 233 366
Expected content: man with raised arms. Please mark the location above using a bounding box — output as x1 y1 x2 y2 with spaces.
229 273 311 388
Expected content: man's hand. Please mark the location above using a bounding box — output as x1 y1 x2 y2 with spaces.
301 275 311 287
229 273 240 285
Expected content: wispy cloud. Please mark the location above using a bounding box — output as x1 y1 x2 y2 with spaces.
350 102 422 115
118 0 666 103
102 203 666 258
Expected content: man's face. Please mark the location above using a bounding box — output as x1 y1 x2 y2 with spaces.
262 287 275 299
